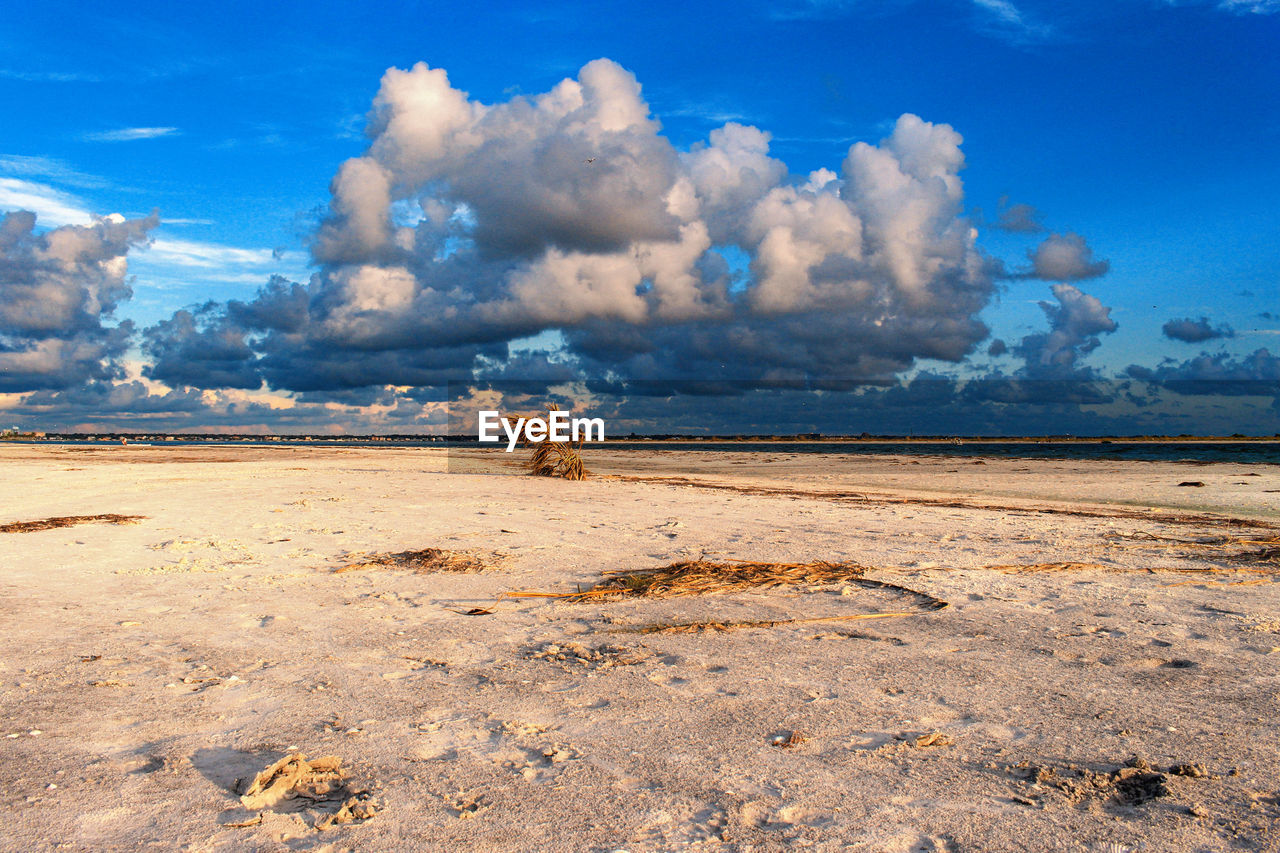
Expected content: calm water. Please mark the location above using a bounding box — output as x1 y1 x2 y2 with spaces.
18 439 1280 464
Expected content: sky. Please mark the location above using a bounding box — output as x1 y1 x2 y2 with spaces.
1 0 1277 434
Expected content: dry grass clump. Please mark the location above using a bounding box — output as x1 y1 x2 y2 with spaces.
985 561 1110 573
635 610 930 634
0 514 144 533
504 560 949 632
336 548 490 574
1115 531 1280 558
1110 531 1280 574
563 559 870 600
526 403 585 481
1209 536 1280 566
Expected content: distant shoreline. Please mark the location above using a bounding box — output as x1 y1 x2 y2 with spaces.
4 435 1280 445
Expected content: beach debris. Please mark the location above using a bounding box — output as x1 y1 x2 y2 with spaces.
1011 760 1172 807
985 561 1109 573
449 792 490 819
633 610 936 634
237 753 378 829
526 404 586 480
505 561 947 632
336 547 492 574
240 754 345 809
1110 532 1280 572
1168 763 1210 778
315 796 380 830
1177 481 1206 487
769 730 806 748
0 513 145 534
521 559 874 600
528 641 652 669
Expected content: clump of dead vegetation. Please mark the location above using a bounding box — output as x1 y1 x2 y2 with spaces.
504 558 948 632
526 403 585 480
0 514 145 534
1095 531 1280 584
335 548 493 574
565 559 870 600
1113 531 1280 564
985 561 1110 573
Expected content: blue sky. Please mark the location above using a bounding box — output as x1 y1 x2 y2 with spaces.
1 0 1277 433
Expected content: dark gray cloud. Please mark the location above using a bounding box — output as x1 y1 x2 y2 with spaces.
142 303 261 390
0 209 157 392
1126 348 1280 395
1162 316 1234 343
992 200 1043 233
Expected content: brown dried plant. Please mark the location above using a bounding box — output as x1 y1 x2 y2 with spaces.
525 403 586 481
0 514 144 533
335 547 490 574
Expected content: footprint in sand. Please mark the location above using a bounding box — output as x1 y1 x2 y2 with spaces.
1127 657 1199 669
410 716 581 783
630 802 729 846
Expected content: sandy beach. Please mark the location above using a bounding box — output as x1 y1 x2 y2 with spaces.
2 444 1278 852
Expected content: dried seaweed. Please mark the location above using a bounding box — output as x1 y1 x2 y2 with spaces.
0 514 144 533
505 561 948 632
984 562 1110 573
526 403 586 480
336 548 491 574
544 559 870 601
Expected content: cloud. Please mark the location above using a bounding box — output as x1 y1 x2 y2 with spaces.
1024 232 1109 281
0 176 309 291
0 178 93 226
0 155 110 189
142 303 262 390
82 127 180 142
1126 348 1280 396
1217 0 1280 13
144 239 293 269
0 68 103 83
1162 316 1234 343
0 209 158 392
970 0 1055 43
143 60 998 395
1012 283 1117 378
991 199 1043 233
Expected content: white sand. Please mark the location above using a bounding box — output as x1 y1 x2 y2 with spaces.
1 444 1278 852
